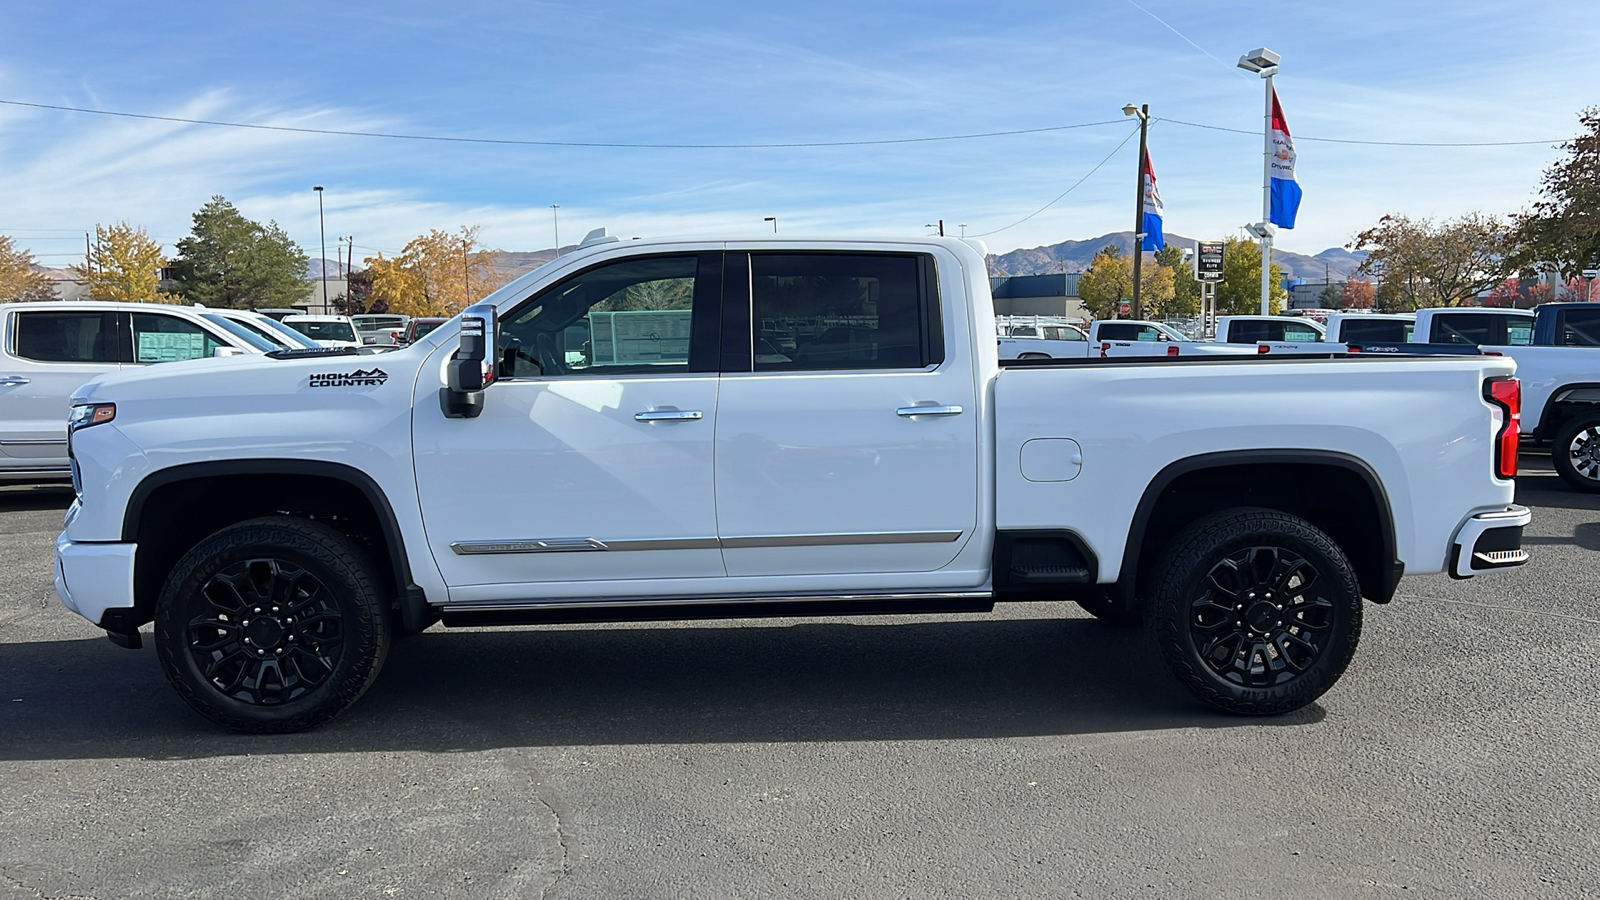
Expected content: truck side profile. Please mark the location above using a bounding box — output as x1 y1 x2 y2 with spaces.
56 235 1530 732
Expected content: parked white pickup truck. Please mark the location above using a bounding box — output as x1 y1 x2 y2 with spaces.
1085 320 1254 357
56 234 1530 732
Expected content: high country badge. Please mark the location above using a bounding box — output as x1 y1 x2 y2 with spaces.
309 368 389 388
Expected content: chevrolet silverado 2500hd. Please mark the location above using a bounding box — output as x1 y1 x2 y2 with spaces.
56 234 1530 732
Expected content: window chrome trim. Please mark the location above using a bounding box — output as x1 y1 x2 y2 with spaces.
450 530 963 555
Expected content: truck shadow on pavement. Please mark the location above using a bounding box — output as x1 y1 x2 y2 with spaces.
0 616 1323 760
0 485 73 513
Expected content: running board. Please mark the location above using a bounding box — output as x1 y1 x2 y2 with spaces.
438 592 995 627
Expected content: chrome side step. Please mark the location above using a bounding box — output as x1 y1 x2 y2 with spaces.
438 592 994 628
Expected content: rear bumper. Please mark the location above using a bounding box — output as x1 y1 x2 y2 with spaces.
1449 506 1531 579
54 535 138 628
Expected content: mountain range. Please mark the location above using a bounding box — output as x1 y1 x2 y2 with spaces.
986 232 1368 283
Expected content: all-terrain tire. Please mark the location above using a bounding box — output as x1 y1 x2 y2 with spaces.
154 516 391 733
1551 414 1600 493
1149 508 1362 716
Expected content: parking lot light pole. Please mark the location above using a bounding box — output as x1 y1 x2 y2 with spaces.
1236 48 1281 316
314 186 328 313
764 216 777 233
550 204 560 256
1123 103 1150 320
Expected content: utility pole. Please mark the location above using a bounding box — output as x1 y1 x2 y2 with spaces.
462 236 471 306
550 204 561 255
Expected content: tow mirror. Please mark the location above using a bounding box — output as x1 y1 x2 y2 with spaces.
213 346 246 358
441 303 496 419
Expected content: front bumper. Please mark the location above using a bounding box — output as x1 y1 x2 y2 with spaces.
54 535 138 628
1449 506 1532 579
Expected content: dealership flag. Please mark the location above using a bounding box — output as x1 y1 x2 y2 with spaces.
1268 87 1301 229
1141 148 1164 250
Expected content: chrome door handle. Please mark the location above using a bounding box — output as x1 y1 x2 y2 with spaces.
634 409 704 422
0 377 29 386
897 405 963 417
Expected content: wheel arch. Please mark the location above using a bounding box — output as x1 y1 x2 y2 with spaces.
1119 450 1401 606
1535 383 1600 441
120 459 429 632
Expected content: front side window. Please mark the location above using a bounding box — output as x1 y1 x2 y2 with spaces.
1505 317 1534 346
12 311 118 363
132 313 225 363
497 255 708 378
1283 323 1323 342
749 253 937 371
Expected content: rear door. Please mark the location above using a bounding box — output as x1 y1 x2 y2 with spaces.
0 308 122 470
712 249 981 581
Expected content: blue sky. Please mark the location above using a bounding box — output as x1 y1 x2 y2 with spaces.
2 0 1596 268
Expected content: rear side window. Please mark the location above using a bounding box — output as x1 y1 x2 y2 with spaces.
132 312 225 363
1430 314 1495 345
1097 323 1159 341
12 311 118 363
1558 308 1600 347
1340 319 1412 343
749 253 940 371
1226 320 1285 343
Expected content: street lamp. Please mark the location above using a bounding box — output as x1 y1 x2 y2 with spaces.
1237 47 1281 315
1123 103 1150 320
958 224 968 238
763 216 777 233
550 204 561 255
313 186 327 312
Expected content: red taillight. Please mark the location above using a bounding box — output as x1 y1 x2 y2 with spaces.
1347 345 1362 353
1257 343 1270 354
1166 344 1180 357
1100 342 1110 358
1485 377 1520 479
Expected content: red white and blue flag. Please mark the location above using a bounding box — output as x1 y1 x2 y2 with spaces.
1268 87 1301 229
1141 148 1164 250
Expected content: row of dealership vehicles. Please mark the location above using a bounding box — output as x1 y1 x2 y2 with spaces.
49 233 1530 732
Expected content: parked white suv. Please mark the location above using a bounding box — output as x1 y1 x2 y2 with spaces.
0 301 263 481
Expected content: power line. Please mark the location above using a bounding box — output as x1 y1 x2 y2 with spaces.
0 99 1125 149
1158 117 1565 147
969 125 1142 238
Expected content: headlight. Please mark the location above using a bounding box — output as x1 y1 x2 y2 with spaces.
68 402 116 432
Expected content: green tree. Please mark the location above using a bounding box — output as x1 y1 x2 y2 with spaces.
1076 245 1130 320
1154 243 1199 317
1317 282 1344 307
1215 236 1287 315
0 235 56 302
70 222 175 302
168 196 310 308
1513 107 1600 279
1349 212 1510 310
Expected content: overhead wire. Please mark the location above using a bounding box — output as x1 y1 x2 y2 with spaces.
1157 117 1565 147
968 125 1142 238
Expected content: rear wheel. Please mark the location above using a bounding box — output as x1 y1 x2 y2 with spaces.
1150 509 1362 715
1552 414 1600 493
154 517 391 733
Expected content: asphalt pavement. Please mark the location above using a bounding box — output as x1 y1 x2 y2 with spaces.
2 457 1597 899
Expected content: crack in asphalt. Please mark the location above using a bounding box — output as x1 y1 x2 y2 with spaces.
1401 593 1600 626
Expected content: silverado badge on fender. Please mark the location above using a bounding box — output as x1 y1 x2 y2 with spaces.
309 368 389 388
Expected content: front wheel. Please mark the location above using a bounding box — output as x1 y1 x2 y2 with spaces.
1149 509 1362 716
154 517 391 733
1552 414 1600 493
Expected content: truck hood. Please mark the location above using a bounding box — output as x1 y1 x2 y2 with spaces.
70 347 430 406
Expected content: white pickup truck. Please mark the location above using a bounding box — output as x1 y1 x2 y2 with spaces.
56 234 1531 732
1085 320 1254 358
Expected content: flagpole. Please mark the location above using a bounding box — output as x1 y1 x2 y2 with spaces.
1260 72 1274 316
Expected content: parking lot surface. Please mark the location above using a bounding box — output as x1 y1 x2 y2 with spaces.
2 457 1597 899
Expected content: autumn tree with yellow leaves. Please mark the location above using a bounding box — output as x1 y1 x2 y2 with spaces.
363 226 508 317
0 235 57 302
71 222 177 303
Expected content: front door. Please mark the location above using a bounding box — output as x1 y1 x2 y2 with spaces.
413 250 727 602
712 249 981 582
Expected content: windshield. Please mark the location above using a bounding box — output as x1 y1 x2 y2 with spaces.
199 314 277 351
285 320 357 342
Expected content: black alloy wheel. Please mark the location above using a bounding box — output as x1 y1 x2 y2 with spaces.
155 517 390 733
1553 414 1600 493
1150 508 1362 716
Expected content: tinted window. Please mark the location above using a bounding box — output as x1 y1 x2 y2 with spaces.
1433 313 1491 344
1225 320 1285 343
201 314 279 351
1340 319 1412 343
1558 308 1600 347
498 256 705 377
13 311 118 363
408 320 444 342
750 254 935 371
1097 322 1160 341
285 320 357 342
132 313 224 363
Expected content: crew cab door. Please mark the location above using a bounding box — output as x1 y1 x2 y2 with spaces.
412 251 728 600
712 248 982 582
0 308 121 468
